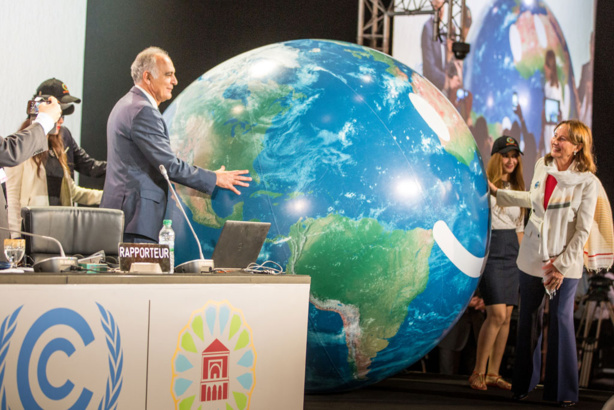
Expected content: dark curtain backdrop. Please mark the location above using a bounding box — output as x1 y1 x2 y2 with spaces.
82 0 614 199
80 0 359 189
592 0 614 198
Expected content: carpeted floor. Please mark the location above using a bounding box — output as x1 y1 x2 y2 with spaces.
304 372 614 409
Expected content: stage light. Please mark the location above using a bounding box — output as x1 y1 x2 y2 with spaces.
395 178 423 202
288 198 310 214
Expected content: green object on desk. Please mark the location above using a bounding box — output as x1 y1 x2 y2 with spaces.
79 263 108 274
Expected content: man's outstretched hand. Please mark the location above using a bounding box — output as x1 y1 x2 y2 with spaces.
215 166 252 195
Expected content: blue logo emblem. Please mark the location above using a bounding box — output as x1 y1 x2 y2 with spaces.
0 303 123 409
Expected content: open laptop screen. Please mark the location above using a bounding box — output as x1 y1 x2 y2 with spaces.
212 221 271 269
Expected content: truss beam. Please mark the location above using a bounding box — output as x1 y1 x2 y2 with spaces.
357 0 468 55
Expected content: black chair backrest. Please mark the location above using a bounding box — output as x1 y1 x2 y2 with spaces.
21 206 124 263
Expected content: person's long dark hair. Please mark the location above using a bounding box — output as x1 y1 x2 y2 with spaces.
545 49 559 87
19 118 69 176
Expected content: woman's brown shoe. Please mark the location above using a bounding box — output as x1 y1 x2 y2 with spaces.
486 374 511 390
469 371 487 390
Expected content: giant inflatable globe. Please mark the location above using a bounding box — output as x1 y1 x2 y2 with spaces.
465 0 578 153
163 39 489 393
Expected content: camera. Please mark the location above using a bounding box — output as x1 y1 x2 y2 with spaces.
26 96 49 116
588 273 613 290
452 41 471 60
585 273 614 302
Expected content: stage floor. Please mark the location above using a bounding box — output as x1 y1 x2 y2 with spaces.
304 372 614 409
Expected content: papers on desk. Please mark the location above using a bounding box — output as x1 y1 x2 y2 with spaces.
0 267 34 274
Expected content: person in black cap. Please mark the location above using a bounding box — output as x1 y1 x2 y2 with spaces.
469 136 524 391
3 79 105 236
33 78 106 180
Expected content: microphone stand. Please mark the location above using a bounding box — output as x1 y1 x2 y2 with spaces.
159 165 214 273
0 226 78 272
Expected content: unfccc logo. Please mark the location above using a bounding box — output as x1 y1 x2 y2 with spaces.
171 301 256 410
0 303 123 409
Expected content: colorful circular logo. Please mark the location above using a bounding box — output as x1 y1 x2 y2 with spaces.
171 301 256 409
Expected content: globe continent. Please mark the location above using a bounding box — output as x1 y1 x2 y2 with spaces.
163 39 490 393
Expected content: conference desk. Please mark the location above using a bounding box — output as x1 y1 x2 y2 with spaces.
0 272 311 409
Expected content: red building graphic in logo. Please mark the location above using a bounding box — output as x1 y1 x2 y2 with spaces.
200 339 229 402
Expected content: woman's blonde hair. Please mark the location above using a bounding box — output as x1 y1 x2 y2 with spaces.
486 150 525 221
486 151 525 191
545 120 596 174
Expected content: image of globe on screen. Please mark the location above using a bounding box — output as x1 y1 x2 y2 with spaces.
163 39 490 393
465 0 578 157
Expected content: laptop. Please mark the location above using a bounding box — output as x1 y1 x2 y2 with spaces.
212 220 271 270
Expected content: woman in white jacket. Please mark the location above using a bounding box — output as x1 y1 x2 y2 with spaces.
489 120 598 407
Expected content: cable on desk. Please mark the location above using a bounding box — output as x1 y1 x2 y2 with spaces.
243 260 284 275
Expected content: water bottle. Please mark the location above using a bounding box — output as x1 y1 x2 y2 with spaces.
159 219 175 273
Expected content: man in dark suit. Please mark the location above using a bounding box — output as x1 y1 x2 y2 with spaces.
421 0 446 90
101 47 251 243
0 97 62 258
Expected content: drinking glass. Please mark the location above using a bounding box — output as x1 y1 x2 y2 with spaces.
4 239 25 269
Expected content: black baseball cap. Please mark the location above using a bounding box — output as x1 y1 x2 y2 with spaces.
491 136 523 155
35 78 81 116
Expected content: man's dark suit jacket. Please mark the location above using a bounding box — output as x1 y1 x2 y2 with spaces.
421 17 446 91
101 87 216 241
0 123 48 259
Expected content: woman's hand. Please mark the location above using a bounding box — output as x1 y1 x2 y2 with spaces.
542 258 564 290
488 180 498 196
469 296 486 311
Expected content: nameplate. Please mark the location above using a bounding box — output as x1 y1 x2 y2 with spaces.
118 243 170 273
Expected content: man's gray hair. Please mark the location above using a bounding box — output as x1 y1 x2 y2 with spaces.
131 46 169 84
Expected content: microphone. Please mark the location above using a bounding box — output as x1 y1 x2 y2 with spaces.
0 227 78 272
159 165 214 273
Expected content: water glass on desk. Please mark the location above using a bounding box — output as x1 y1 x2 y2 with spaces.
4 238 25 268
